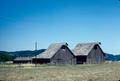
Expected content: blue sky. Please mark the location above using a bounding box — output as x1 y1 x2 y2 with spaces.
0 0 120 54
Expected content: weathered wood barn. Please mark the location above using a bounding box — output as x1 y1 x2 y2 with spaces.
32 43 76 64
13 57 32 64
72 42 105 64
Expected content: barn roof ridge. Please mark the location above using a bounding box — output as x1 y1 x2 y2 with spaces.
77 42 101 45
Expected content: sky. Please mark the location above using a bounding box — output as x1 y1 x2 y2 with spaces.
0 0 120 54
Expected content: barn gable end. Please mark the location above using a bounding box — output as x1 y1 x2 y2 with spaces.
86 44 105 64
51 45 76 64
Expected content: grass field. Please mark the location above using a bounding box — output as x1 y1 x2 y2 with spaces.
0 63 120 81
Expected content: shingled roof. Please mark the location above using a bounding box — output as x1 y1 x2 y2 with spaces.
34 42 68 59
14 57 32 61
72 42 101 56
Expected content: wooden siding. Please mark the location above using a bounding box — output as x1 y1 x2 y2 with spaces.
51 46 76 64
32 58 50 64
13 60 32 64
86 45 105 64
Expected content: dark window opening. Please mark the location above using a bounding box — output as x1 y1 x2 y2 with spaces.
61 46 66 49
61 46 66 51
94 45 97 50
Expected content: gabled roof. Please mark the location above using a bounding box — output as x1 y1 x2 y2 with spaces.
72 42 101 56
14 57 32 61
34 42 68 59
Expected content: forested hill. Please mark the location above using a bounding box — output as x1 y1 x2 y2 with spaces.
0 51 14 62
10 49 46 57
0 49 46 62
105 53 120 61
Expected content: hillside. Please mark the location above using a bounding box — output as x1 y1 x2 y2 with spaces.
10 49 46 57
0 51 14 62
0 49 46 62
105 53 120 61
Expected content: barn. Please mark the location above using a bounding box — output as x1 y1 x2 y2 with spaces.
72 42 105 64
32 43 76 64
13 57 32 64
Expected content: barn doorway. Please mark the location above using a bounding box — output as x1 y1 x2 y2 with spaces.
76 56 87 64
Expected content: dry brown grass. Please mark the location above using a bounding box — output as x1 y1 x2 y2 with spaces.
0 62 120 81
